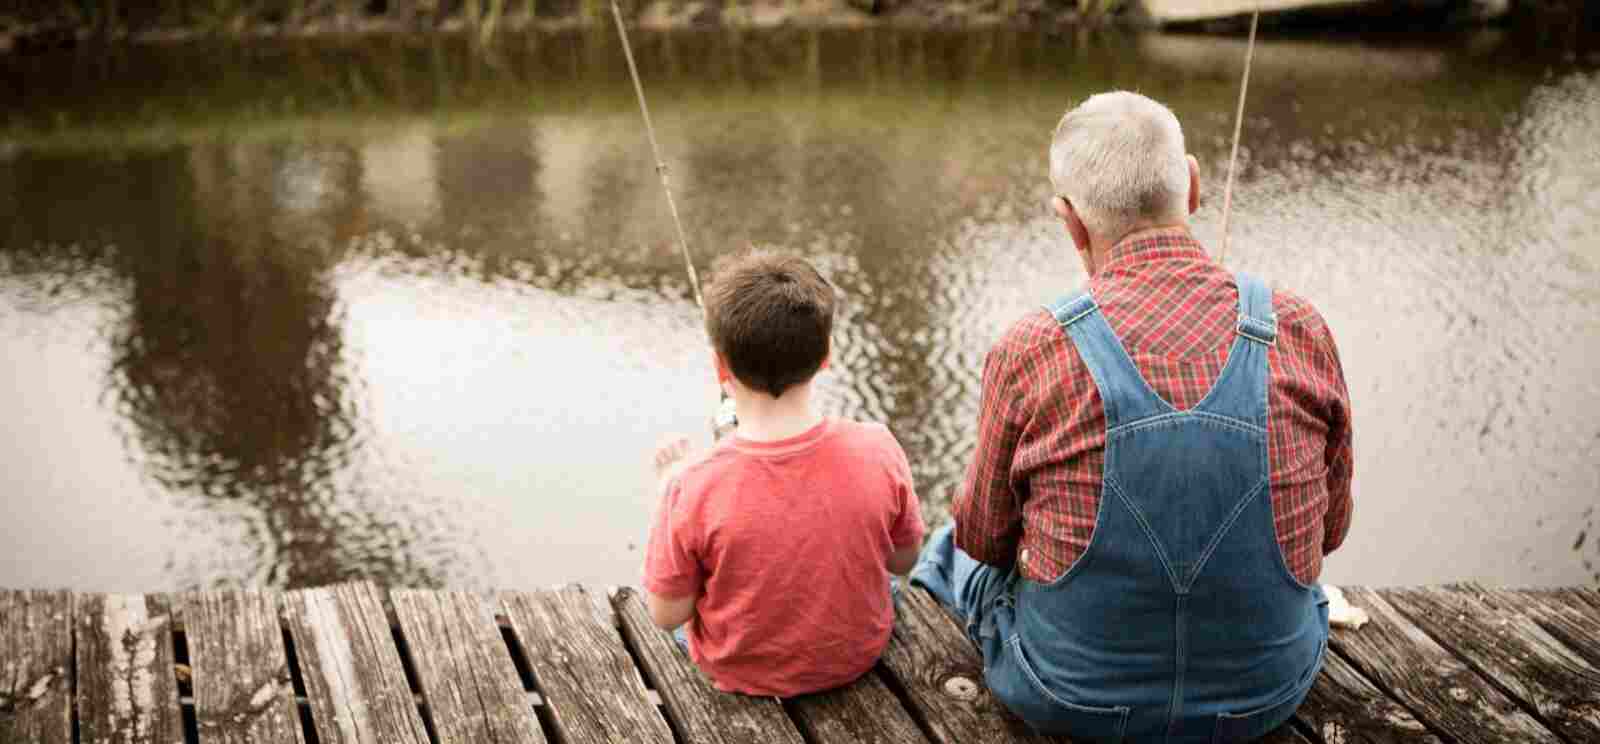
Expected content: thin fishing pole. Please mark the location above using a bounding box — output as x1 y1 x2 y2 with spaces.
1218 9 1259 265
610 0 704 313
610 0 738 454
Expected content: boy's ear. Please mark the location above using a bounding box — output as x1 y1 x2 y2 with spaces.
712 351 732 384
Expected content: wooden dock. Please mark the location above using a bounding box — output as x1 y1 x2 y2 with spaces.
2 582 1597 744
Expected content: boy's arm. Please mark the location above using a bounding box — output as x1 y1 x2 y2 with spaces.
642 473 705 631
887 545 919 576
884 429 926 577
646 592 697 630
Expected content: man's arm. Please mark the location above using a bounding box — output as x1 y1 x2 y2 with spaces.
1315 319 1354 554
953 339 1029 568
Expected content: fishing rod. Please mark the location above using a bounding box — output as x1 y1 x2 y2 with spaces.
1218 9 1260 265
609 0 738 437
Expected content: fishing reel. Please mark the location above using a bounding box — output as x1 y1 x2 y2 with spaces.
712 394 738 441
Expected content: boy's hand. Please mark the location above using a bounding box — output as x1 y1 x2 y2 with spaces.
652 435 694 492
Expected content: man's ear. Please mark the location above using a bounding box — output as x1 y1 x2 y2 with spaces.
1187 154 1201 215
1054 195 1092 256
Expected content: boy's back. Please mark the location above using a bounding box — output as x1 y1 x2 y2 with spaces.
644 417 923 697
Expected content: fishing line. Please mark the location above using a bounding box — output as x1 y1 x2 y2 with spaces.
1218 9 1260 265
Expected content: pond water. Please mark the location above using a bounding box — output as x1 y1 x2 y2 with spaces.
2 28 1597 592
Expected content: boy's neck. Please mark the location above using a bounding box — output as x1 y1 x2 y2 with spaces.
732 383 823 443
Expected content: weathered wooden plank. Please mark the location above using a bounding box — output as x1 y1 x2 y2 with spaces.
281 582 429 744
1256 724 1317 744
1294 648 1441 744
1388 586 1600 742
183 590 304 744
389 589 546 744
76 593 184 744
1333 588 1560 744
1464 586 1600 685
876 586 1051 743
500 586 673 744
784 667 930 744
610 588 803 744
0 590 74 744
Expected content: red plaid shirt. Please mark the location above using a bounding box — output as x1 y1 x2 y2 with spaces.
953 227 1353 586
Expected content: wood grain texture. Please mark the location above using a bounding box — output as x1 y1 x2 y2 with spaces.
610 588 802 744
877 587 1052 743
389 589 546 744
281 582 430 744
1333 588 1560 744
1388 586 1600 743
500 586 673 744
1464 586 1600 691
785 668 929 744
1294 649 1440 744
183 590 304 744
1255 724 1317 744
0 590 74 744
76 593 184 744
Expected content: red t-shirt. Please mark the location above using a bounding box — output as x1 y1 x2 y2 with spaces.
643 417 925 697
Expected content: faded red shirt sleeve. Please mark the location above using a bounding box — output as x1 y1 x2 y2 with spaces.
642 478 704 599
885 433 926 549
953 332 1031 569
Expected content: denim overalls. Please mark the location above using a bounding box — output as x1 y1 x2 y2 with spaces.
914 272 1328 743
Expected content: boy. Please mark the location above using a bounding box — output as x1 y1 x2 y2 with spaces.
643 252 925 697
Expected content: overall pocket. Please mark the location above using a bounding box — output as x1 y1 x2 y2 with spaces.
1211 632 1327 744
994 635 1131 742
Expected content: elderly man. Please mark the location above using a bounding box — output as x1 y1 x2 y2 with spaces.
911 91 1353 743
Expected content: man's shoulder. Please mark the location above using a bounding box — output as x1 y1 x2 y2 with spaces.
994 307 1069 359
1270 285 1337 342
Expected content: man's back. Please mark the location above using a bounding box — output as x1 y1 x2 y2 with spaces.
954 227 1352 588
643 418 923 697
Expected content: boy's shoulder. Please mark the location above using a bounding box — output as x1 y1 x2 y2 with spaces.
674 419 903 488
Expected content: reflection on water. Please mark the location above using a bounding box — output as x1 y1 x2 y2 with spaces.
1 29 1596 591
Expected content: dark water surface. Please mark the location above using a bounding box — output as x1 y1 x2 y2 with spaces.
2 29 1597 592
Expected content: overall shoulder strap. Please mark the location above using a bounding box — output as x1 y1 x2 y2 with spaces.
1194 272 1276 425
1046 288 1169 428
1235 271 1277 347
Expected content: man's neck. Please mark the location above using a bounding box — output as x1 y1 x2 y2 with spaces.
1089 222 1191 274
732 384 822 442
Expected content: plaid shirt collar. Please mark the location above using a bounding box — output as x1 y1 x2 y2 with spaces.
1101 226 1210 272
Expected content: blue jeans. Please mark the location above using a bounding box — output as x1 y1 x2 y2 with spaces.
912 524 1139 736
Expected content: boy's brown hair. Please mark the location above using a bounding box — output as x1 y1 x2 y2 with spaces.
704 253 835 398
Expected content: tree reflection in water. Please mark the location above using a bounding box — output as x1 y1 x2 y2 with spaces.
5 143 464 589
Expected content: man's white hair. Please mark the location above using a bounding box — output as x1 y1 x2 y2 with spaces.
1049 91 1191 241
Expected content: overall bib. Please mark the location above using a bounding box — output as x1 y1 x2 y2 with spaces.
915 272 1328 743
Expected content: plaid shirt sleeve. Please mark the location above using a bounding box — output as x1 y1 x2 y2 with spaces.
1315 323 1355 554
952 330 1032 569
